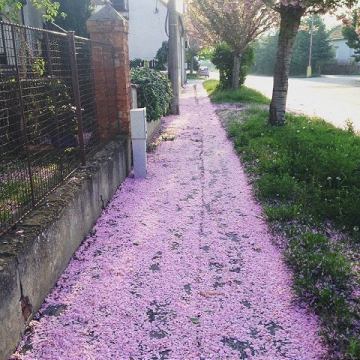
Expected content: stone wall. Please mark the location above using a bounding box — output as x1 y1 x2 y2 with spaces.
0 138 129 360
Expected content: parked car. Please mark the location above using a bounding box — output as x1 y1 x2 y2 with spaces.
198 66 210 77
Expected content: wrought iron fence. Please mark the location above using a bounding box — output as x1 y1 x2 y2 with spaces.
0 22 116 235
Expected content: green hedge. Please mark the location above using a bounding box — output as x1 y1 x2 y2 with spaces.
131 68 172 122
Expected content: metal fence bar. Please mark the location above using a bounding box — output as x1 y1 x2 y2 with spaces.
68 31 86 166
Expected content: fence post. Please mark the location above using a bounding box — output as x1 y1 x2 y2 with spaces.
68 31 86 166
87 4 132 139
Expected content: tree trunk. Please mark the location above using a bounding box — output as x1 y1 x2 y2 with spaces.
269 7 304 126
190 56 194 75
232 53 242 90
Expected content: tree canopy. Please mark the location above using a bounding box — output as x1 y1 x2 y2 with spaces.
188 0 277 88
55 0 92 36
263 0 357 13
189 0 277 55
253 16 333 76
343 9 360 62
0 0 60 21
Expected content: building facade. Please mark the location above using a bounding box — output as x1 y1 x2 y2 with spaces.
127 0 186 84
329 26 357 64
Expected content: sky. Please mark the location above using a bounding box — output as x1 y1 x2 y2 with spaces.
323 14 341 29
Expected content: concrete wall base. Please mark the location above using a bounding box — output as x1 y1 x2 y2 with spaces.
147 118 162 146
0 137 129 360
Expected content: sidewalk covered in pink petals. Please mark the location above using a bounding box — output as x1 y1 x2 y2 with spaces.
14 83 326 360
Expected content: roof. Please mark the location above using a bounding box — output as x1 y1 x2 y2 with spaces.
329 25 345 41
159 0 184 14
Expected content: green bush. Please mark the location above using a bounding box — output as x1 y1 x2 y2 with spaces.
155 41 168 71
131 68 172 122
130 58 145 68
211 43 254 89
203 80 269 105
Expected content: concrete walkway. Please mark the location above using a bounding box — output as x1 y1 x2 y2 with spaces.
14 83 325 360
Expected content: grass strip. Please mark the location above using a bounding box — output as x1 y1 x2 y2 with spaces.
206 80 360 359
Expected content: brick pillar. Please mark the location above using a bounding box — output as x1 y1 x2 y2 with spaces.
87 4 131 141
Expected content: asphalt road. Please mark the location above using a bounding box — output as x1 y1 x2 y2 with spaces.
245 75 360 131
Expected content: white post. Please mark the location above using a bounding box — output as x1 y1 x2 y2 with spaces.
130 108 147 178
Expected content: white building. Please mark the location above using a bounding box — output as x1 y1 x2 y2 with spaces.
93 0 187 84
127 0 186 84
329 25 356 64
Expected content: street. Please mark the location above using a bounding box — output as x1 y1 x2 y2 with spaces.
245 75 360 131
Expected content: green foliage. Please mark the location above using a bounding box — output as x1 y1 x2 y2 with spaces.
55 0 92 37
131 68 172 122
198 47 214 60
257 173 299 200
343 11 360 62
130 58 144 69
264 204 301 222
266 0 358 13
252 34 278 75
211 43 254 89
347 338 360 359
155 41 168 71
226 107 360 232
0 0 60 21
253 16 334 76
291 16 334 75
186 48 200 74
204 79 270 104
287 233 356 352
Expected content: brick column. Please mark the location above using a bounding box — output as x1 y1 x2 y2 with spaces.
87 4 131 141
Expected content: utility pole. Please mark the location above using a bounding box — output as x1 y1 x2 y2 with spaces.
168 0 180 114
307 15 314 78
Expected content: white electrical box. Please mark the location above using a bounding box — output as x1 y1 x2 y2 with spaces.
130 108 147 178
130 108 147 140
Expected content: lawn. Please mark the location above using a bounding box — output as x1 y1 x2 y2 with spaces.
203 79 270 105
205 80 360 360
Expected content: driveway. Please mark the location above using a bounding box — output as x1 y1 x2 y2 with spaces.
14 83 325 359
245 75 360 131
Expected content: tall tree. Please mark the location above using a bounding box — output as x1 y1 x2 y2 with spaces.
343 9 360 62
188 0 276 89
291 16 333 74
253 16 333 76
263 0 357 126
0 0 60 21
55 0 92 36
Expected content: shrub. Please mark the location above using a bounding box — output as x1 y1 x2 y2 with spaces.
211 43 254 89
131 68 172 122
203 80 269 105
155 41 168 71
130 58 145 69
